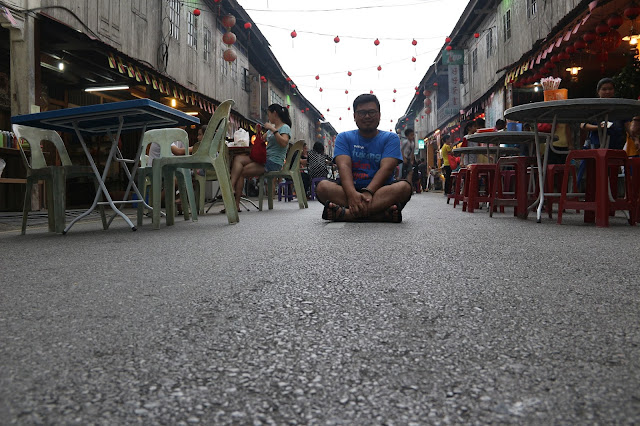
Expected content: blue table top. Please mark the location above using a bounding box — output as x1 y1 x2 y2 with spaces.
11 99 200 135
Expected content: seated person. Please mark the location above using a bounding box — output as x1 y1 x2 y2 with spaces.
228 103 291 213
308 141 333 180
316 94 412 223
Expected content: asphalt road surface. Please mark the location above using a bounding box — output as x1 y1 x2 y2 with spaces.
1 192 639 424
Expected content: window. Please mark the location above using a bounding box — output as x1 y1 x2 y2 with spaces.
486 27 493 58
270 89 284 107
231 60 238 82
242 68 251 92
528 0 537 18
187 12 197 48
472 48 478 72
503 9 511 42
169 0 180 40
204 27 211 61
220 47 229 77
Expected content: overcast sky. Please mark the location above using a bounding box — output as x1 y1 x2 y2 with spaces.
239 0 470 134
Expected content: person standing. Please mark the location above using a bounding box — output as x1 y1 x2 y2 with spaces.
400 128 416 180
316 94 412 222
440 134 454 194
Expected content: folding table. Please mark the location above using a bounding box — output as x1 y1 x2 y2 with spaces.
12 99 199 233
504 98 640 222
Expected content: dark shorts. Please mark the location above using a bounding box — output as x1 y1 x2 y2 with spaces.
265 159 283 172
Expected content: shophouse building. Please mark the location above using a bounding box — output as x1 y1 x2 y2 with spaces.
0 0 335 210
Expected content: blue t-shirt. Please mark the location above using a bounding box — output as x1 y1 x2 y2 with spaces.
266 124 292 165
333 130 402 188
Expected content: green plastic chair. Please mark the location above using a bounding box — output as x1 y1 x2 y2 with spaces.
12 124 107 234
152 99 238 229
136 128 197 227
194 168 219 215
258 140 309 210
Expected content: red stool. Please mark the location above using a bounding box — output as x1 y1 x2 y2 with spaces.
449 169 468 208
463 164 498 213
557 149 634 227
447 171 458 204
490 156 537 219
501 169 517 196
545 164 579 218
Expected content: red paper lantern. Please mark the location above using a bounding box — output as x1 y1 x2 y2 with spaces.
319 87 323 92
433 82 438 87
445 36 451 43
244 22 252 30
339 117 342 120
306 108 309 111
291 30 297 38
544 61 554 69
595 22 610 36
345 90 349 94
533 72 543 80
601 29 622 51
415 86 419 90
446 45 453 51
347 107 350 110
393 99 396 102
624 4 640 21
370 90 374 94
334 35 340 43
474 32 480 38
315 75 320 80
415 91 420 95
222 32 236 45
301 109 304 113
550 54 560 63
291 84 296 88
574 40 587 50
223 49 237 62
193 9 201 16
327 109 330 111
425 98 432 106
213 0 221 2
374 38 380 46
426 107 432 114
286 77 291 81
412 39 417 46
607 14 623 30
377 65 382 71
416 119 419 122
393 89 397 93
559 52 570 61
565 45 576 54
221 14 236 29
412 57 416 62
424 90 431 97
347 71 352 76
583 31 597 44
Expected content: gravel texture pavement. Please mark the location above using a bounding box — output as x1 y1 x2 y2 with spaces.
1 192 639 424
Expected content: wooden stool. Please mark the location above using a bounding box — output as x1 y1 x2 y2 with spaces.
557 149 634 227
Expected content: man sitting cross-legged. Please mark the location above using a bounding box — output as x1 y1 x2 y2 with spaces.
316 94 412 223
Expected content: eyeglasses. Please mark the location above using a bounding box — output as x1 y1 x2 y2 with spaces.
355 109 380 118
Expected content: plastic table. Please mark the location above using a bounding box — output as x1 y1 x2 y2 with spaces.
12 99 199 233
504 98 640 222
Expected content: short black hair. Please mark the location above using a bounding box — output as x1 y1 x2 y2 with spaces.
495 119 506 128
441 134 450 142
475 118 485 128
404 128 414 137
596 77 614 92
313 141 324 153
353 94 380 112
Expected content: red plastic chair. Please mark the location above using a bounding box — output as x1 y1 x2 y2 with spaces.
463 164 498 213
545 164 579 218
557 149 634 227
449 169 468 208
490 156 538 219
